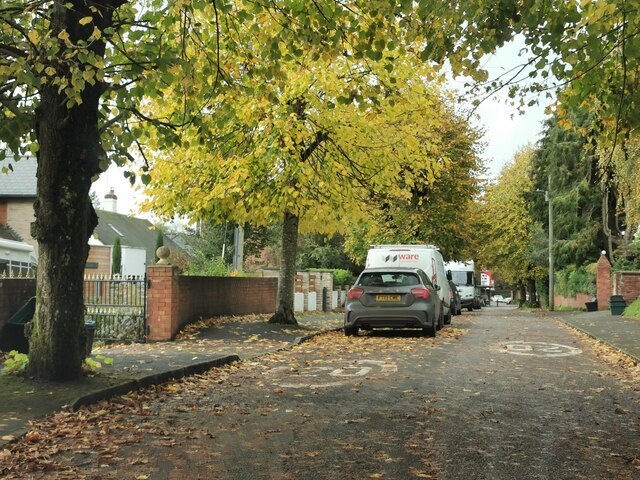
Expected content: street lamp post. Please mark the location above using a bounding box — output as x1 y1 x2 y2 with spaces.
535 177 554 311
546 176 554 311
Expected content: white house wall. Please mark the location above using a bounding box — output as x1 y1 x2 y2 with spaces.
121 246 146 277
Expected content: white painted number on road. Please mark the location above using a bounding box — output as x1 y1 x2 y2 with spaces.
501 341 582 357
266 360 397 389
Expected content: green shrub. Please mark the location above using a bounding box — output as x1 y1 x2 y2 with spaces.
624 298 640 319
2 350 29 376
306 268 353 286
555 264 596 297
183 256 228 276
612 241 640 271
82 354 113 374
330 269 353 287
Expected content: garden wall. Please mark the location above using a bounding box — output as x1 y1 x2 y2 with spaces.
553 292 594 309
613 271 640 304
146 265 278 341
595 252 640 309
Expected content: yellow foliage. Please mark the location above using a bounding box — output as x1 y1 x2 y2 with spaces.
476 146 545 284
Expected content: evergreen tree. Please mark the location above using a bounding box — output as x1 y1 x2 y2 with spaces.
531 109 604 270
111 237 122 276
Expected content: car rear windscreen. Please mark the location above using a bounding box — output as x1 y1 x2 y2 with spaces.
359 272 420 287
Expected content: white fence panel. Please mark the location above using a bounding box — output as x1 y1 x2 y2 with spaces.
307 292 317 311
294 292 305 312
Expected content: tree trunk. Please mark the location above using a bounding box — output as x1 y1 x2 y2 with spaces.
518 282 526 307
526 278 539 308
269 211 299 325
27 2 116 381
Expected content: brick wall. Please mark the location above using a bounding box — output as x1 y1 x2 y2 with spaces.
0 278 37 331
0 200 7 225
613 272 640 304
178 276 277 324
2 268 280 343
146 265 278 341
85 245 111 277
554 292 594 309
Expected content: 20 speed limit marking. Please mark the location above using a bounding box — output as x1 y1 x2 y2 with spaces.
500 341 582 357
266 359 398 389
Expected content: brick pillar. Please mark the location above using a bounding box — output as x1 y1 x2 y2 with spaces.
596 252 612 310
0 200 7 225
146 265 180 341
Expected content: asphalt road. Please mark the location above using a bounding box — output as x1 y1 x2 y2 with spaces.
3 307 639 479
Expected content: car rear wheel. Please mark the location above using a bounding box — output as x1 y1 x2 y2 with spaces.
424 320 436 338
344 326 358 337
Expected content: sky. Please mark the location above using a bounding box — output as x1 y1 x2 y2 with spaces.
464 38 553 179
91 38 553 217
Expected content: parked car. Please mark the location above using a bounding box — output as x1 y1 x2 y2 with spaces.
365 245 453 326
448 280 462 320
344 267 442 337
491 295 512 305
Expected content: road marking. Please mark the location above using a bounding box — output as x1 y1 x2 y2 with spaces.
500 341 582 357
266 359 397 389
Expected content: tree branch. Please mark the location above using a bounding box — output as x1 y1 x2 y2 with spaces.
0 43 27 58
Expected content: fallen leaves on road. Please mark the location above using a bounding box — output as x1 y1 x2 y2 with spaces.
0 320 470 479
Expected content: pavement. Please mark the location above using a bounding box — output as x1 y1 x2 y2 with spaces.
547 308 640 362
0 307 638 448
0 311 342 446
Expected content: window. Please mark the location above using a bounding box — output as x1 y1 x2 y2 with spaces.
359 272 421 287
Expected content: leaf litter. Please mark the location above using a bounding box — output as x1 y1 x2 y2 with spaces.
1 320 469 479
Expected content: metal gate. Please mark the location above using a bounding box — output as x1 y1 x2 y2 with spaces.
84 275 147 342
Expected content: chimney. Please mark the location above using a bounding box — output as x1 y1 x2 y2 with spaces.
104 188 118 213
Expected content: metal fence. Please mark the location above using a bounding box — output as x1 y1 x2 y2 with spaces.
84 275 147 342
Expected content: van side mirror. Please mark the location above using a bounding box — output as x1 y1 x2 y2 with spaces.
446 270 452 281
434 284 441 291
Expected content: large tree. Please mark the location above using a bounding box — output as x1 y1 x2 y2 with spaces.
1 1 130 380
531 109 604 270
0 0 214 379
342 106 484 263
142 41 462 323
476 146 546 301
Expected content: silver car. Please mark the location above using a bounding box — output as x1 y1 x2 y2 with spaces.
344 267 442 337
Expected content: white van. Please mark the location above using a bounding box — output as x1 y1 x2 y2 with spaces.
365 245 452 324
445 260 476 311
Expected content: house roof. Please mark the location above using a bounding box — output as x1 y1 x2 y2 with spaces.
93 210 183 264
0 155 37 198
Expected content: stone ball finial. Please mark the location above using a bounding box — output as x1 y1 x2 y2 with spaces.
156 246 171 265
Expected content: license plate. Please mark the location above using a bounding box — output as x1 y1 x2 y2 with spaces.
376 295 401 302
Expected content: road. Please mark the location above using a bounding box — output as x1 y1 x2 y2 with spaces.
3 307 639 479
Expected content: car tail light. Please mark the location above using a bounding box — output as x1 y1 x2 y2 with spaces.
411 287 430 299
347 287 364 299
